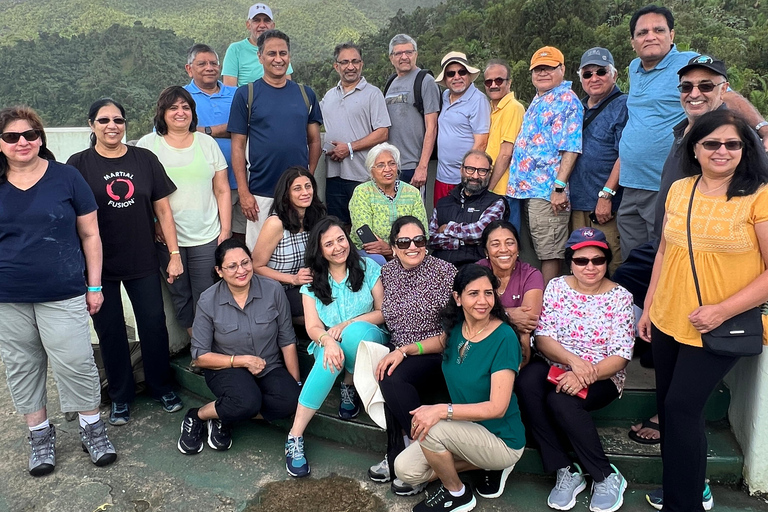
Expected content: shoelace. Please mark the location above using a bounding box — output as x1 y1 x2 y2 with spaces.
30 428 55 461
182 417 203 437
83 422 113 452
113 403 128 414
425 485 448 506
374 456 389 473
340 384 355 405
593 474 617 495
287 437 305 459
161 393 177 405
555 467 577 491
212 419 232 437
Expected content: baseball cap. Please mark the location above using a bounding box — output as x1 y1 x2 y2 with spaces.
530 46 564 70
580 47 615 68
677 55 728 80
248 3 273 20
566 227 609 251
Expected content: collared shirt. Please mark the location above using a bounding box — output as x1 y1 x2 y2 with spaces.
184 80 238 189
488 92 525 195
190 275 296 377
618 44 698 191
436 84 491 184
428 193 506 251
569 86 628 212
507 81 583 200
321 77 391 182
221 38 294 86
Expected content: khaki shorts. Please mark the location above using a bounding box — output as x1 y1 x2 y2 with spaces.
526 198 570 260
245 195 276 250
570 211 623 274
393 420 524 485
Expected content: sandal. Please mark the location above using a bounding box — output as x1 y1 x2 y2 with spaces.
628 419 661 445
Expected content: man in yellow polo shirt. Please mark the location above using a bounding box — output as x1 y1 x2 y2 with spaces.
484 59 525 230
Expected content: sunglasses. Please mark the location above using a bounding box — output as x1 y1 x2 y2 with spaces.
0 129 42 144
394 235 427 249
677 81 726 93
581 68 608 79
698 140 744 151
445 68 469 78
484 77 509 87
94 117 126 125
572 256 607 267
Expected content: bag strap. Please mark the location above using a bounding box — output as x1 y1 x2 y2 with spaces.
298 83 312 114
382 73 397 95
686 175 705 307
582 90 624 131
247 82 255 130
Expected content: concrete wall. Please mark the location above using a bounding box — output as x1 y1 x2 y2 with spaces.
45 127 92 162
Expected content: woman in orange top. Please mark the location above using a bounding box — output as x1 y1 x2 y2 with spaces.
638 110 768 511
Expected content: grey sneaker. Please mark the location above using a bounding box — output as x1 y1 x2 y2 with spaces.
368 455 391 482
548 464 586 510
589 465 627 512
391 477 427 496
80 419 118 467
28 425 56 477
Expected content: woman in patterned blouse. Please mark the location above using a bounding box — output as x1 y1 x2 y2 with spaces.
253 166 326 321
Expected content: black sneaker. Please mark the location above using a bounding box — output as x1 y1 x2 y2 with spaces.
207 419 232 451
157 392 183 413
413 483 476 512
177 410 205 455
109 402 130 426
28 425 56 477
475 465 515 499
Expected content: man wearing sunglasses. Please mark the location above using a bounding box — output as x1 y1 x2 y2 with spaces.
568 47 627 274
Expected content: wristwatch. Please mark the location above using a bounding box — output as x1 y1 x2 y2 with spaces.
598 190 612 200
446 403 453 422
204 126 212 136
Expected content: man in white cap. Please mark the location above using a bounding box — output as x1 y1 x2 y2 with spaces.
434 51 490 205
222 3 293 86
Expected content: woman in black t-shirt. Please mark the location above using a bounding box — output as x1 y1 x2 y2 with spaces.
67 98 185 427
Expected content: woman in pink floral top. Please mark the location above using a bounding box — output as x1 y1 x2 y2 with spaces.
516 227 634 512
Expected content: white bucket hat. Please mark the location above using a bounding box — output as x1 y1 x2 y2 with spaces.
353 341 391 429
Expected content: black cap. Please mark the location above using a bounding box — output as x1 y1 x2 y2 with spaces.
678 55 728 80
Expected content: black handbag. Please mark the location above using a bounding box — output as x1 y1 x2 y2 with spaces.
685 176 763 357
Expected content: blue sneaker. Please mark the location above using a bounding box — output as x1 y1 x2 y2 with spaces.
645 483 713 510
338 382 360 420
109 402 130 426
157 392 183 413
285 435 310 477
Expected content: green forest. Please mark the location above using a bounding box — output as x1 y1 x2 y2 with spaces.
0 0 766 139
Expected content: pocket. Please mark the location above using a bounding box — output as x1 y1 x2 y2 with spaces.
215 323 239 334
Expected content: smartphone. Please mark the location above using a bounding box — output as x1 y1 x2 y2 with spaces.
589 211 599 224
547 365 588 399
356 224 378 244
322 141 336 153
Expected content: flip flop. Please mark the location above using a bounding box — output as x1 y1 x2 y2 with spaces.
628 419 661 445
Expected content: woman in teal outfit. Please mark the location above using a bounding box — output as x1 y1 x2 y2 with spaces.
284 216 389 478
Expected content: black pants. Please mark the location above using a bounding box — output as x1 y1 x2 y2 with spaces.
379 348 447 475
92 273 173 403
516 358 619 481
204 366 300 424
651 325 739 512
325 177 361 225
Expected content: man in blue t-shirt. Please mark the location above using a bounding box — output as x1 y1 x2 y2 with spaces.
183 44 244 240
227 29 322 248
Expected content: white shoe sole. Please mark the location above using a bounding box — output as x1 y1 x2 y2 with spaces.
286 463 310 478
206 420 232 451
392 481 427 496
589 477 627 512
477 465 515 499
548 480 587 510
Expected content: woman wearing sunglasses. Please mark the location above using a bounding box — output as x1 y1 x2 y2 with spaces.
516 227 634 512
349 143 428 265
367 216 456 496
0 106 117 475
68 98 185 426
637 110 768 511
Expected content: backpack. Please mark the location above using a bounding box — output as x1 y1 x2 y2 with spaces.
383 68 441 161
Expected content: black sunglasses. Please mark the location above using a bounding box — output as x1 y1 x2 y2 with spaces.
581 68 608 79
445 68 469 78
394 235 427 249
0 129 42 144
677 81 726 94
699 140 744 151
94 117 126 125
571 256 607 267
484 77 509 87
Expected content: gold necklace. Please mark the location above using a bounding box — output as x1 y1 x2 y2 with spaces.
463 319 491 341
698 180 729 195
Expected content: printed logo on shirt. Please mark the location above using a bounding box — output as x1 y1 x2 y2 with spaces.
385 92 409 105
104 172 135 208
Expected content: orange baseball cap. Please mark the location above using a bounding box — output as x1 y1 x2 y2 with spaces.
530 46 565 70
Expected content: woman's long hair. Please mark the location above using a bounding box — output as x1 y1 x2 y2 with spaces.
439 264 512 335
87 98 126 148
681 110 768 199
0 106 55 183
305 216 365 306
269 166 327 234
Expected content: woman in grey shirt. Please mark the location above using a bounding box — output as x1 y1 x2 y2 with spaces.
175 238 301 454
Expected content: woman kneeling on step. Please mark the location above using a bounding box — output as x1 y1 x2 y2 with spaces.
394 264 526 512
177 238 301 454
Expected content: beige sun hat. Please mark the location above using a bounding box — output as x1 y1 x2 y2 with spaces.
353 341 391 430
434 51 481 85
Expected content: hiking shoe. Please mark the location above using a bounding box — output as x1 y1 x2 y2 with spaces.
207 419 232 451
28 425 56 477
109 402 130 426
548 464 587 510
157 392 183 413
413 483 476 512
80 419 117 467
392 478 427 496
338 382 360 420
645 483 713 511
285 435 310 477
476 465 515 499
368 455 391 482
590 465 627 512
177 410 205 455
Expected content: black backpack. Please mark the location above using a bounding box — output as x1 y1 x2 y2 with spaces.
383 68 441 161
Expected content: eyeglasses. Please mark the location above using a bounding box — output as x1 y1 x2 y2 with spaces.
445 68 469 78
462 165 490 177
571 256 607 266
484 77 509 87
677 81 726 93
336 59 362 66
394 235 427 249
532 64 561 75
94 117 126 125
391 50 415 58
220 259 253 273
698 140 744 151
581 68 608 79
0 129 42 144
373 161 398 171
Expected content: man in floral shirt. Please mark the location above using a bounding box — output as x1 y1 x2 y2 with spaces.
507 46 583 285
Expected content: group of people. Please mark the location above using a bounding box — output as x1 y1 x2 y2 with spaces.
1 3 767 512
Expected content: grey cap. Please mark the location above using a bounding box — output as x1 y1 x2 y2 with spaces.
580 47 614 68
